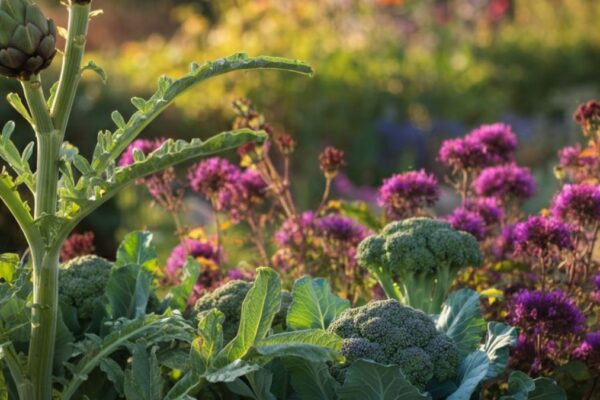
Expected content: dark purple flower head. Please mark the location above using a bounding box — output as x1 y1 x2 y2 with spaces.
513 215 572 258
438 137 489 171
463 197 504 226
466 123 517 165
446 208 486 241
274 211 315 248
510 289 586 337
378 170 440 220
574 331 600 370
551 183 600 226
574 100 600 135
239 169 267 204
315 214 370 246
119 138 165 167
473 164 536 202
60 231 96 262
188 157 243 210
166 239 219 278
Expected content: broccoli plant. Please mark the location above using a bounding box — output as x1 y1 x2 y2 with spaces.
0 0 312 398
357 218 482 313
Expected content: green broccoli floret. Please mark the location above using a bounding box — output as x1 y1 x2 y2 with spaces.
357 217 482 313
327 299 459 389
194 280 290 342
58 255 113 322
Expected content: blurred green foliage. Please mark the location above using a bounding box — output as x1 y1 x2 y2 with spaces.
2 0 600 255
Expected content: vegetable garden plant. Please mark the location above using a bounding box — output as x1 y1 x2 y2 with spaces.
0 0 569 399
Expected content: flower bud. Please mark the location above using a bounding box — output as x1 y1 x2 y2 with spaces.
319 146 346 179
0 0 57 80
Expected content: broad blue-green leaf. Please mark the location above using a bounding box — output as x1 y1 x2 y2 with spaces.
286 276 350 330
253 330 343 363
115 231 157 271
105 264 153 319
435 289 486 358
192 309 225 375
213 268 281 367
100 358 125 396
480 322 517 378
168 257 201 311
124 344 163 400
447 351 489 400
227 370 277 400
500 371 567 400
284 357 339 400
61 314 189 400
336 360 428 400
205 359 261 383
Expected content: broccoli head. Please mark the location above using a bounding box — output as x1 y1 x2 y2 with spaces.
194 279 291 342
327 299 459 389
58 255 113 321
357 217 482 313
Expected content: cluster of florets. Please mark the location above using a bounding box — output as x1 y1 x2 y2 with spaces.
377 170 439 220
509 289 585 373
551 183 600 227
166 238 223 295
319 146 346 179
446 208 486 241
118 138 165 167
357 218 482 312
557 144 599 183
472 164 536 203
58 255 113 322
194 280 290 342
438 123 516 171
327 299 459 389
314 214 371 260
60 231 96 262
574 100 600 136
512 215 572 259
188 157 267 220
274 211 316 249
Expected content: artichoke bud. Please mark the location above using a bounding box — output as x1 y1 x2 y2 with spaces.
0 0 57 80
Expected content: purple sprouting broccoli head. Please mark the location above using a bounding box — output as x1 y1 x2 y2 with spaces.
466 123 517 165
512 215 573 258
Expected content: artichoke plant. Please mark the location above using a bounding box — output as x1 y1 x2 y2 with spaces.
0 0 57 80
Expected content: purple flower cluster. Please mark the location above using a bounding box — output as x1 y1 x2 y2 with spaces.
166 238 220 278
493 224 517 260
446 208 486 241
377 170 439 220
188 157 267 217
463 197 504 226
510 289 586 336
315 214 370 246
274 211 315 248
473 164 536 202
438 123 517 170
574 331 600 371
512 215 572 258
551 183 600 226
118 138 165 167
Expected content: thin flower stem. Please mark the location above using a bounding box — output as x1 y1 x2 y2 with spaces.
246 215 269 265
317 177 332 215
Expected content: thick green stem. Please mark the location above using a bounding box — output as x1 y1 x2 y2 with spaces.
27 250 59 400
51 2 91 136
22 77 60 400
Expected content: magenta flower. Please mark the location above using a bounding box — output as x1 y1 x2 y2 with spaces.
551 183 600 226
493 224 517 260
446 209 486 241
473 164 536 202
166 239 219 278
510 289 585 336
378 170 439 220
118 138 165 167
315 214 370 246
574 332 600 371
438 137 488 171
463 197 504 226
513 216 572 258
274 211 315 248
466 123 517 165
188 157 242 210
